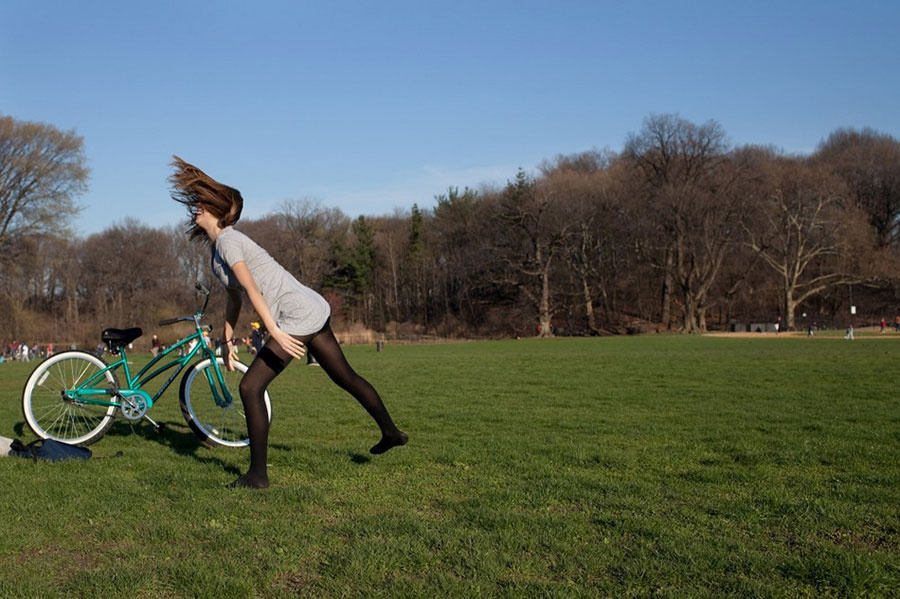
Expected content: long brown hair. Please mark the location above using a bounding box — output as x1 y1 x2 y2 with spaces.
169 155 243 241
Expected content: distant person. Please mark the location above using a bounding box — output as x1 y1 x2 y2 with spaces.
249 321 264 355
845 324 855 340
151 334 162 357
170 156 407 488
881 318 886 333
775 316 782 334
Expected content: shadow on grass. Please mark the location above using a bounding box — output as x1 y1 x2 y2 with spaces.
104 420 249 475
11 417 299 474
349 453 371 465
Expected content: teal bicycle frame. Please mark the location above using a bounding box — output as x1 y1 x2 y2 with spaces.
65 312 233 413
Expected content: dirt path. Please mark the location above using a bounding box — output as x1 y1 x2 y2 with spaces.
703 328 899 339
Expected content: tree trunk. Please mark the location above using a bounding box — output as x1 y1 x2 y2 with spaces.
661 247 674 330
538 266 553 338
682 293 704 334
388 239 399 321
66 278 79 326
785 287 798 331
582 276 596 332
682 299 695 333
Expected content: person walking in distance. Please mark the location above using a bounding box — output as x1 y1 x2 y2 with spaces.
170 156 407 488
249 322 264 354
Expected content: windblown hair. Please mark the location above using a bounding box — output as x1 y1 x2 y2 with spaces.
169 155 243 242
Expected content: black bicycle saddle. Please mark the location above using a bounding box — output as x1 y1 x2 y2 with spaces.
101 327 143 348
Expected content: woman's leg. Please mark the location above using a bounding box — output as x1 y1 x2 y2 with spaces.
307 324 408 454
230 322 407 488
229 338 301 488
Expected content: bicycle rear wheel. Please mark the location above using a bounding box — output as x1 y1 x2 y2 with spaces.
179 357 272 448
22 350 118 446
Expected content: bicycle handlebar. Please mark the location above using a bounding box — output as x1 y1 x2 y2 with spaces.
159 282 212 327
158 316 193 326
196 282 210 316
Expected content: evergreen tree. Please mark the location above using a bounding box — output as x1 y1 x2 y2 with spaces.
324 216 376 321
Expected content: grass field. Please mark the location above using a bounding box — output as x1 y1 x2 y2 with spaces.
0 336 898 598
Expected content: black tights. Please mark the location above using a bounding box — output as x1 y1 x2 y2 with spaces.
231 321 407 488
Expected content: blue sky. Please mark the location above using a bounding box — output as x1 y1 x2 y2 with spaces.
2 0 898 236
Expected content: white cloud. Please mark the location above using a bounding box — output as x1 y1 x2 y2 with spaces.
280 162 523 218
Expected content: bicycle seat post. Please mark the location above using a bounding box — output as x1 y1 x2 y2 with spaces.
118 344 133 384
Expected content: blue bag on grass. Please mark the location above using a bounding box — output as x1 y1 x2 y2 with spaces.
9 438 92 462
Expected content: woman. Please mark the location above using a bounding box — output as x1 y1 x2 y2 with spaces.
170 156 407 488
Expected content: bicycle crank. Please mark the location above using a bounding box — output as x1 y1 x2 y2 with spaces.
120 395 149 420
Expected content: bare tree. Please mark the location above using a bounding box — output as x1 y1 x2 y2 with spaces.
624 114 740 332
276 199 347 288
79 219 182 330
166 224 211 290
0 115 87 254
814 128 900 248
372 214 407 324
743 154 871 330
498 170 571 337
540 151 623 332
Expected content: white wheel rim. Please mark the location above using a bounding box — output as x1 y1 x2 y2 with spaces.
23 352 116 445
184 358 271 448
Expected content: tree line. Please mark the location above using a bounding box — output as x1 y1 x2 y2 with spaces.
2 112 900 348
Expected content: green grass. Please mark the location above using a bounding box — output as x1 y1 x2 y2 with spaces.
0 336 898 598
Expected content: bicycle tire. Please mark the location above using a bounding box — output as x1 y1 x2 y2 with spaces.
22 350 119 446
179 357 272 448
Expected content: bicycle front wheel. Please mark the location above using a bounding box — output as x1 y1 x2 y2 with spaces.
22 350 119 446
179 358 272 448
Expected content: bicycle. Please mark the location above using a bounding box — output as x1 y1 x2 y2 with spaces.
21 284 271 447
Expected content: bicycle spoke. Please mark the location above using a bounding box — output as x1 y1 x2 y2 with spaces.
47 364 70 392
62 407 76 439
46 406 68 437
33 402 67 424
71 407 92 432
72 359 96 388
66 358 77 388
64 409 74 440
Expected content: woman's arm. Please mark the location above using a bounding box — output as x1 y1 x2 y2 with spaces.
223 287 242 370
230 260 306 361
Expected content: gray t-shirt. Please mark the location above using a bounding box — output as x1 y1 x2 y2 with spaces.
211 226 331 336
